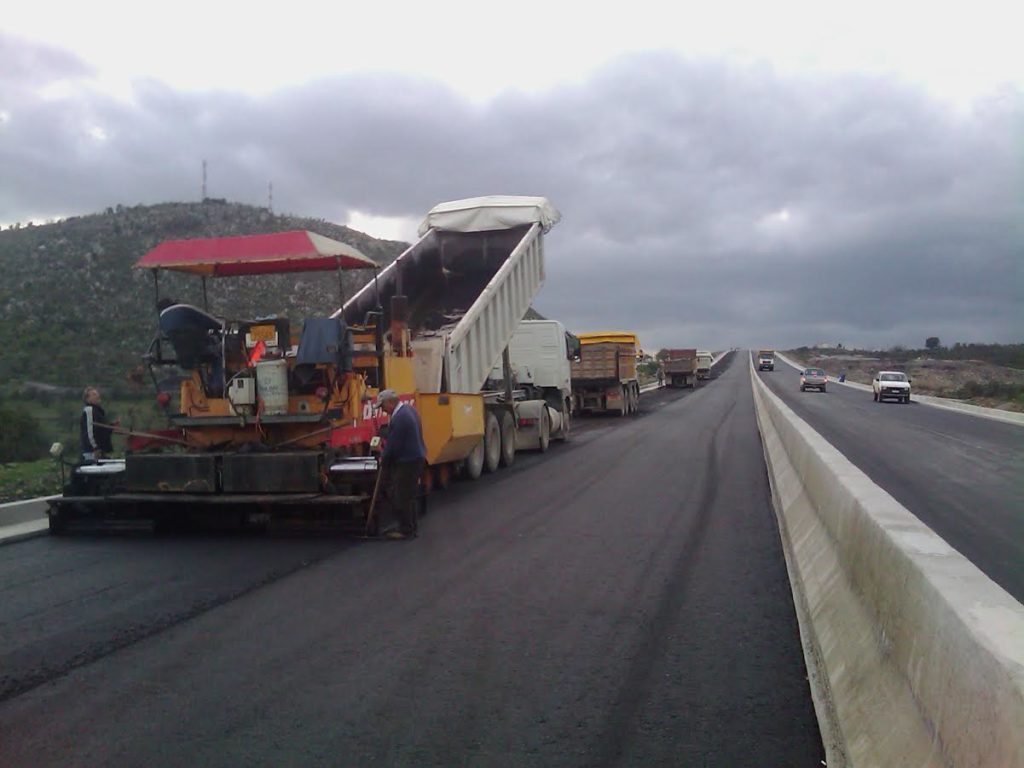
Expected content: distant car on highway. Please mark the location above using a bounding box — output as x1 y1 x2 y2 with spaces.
873 371 912 403
800 368 827 392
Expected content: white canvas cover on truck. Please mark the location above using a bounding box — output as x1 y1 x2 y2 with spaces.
343 196 560 395
417 196 561 236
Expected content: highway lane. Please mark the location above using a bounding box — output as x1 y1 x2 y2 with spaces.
0 353 823 766
0 376 714 705
756 355 1024 602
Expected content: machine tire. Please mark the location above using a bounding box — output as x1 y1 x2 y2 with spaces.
434 464 452 490
465 438 485 480
483 411 501 473
499 410 516 467
538 412 550 453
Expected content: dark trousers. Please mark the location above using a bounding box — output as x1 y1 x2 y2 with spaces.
388 460 423 534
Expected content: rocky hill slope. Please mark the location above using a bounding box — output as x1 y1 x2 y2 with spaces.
0 200 407 393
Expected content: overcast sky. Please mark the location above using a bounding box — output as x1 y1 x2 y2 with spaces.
1 1 1021 350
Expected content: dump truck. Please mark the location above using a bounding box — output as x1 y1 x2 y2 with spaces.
340 195 567 483
696 350 713 380
48 196 563 533
571 332 641 415
757 349 775 371
663 348 698 389
491 319 578 439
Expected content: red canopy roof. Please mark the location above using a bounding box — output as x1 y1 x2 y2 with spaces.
134 230 378 276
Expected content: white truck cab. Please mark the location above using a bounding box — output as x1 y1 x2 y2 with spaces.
490 319 576 439
873 371 912 403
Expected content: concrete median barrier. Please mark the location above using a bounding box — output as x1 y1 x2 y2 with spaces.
750 358 1024 767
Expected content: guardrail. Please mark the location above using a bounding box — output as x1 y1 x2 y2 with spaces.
774 351 1024 427
750 356 1024 766
0 496 56 545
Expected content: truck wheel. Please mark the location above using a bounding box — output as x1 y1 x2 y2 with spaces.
538 412 550 453
618 386 628 416
499 411 516 466
556 400 571 441
48 507 68 536
483 412 501 473
465 438 485 480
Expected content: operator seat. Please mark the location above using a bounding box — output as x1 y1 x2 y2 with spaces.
293 317 352 393
159 304 225 394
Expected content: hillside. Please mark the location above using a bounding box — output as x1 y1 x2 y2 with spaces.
0 200 408 394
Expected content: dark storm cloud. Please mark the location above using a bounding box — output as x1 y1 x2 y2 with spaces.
1 40 1020 349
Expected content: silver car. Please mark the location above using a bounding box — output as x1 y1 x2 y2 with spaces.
800 367 828 392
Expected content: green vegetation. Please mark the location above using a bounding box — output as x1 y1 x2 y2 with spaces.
791 343 1024 368
0 200 407 500
0 398 47 462
952 380 1024 406
0 459 62 503
0 200 406 390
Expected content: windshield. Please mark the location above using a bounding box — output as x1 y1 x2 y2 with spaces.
880 373 907 382
804 369 824 376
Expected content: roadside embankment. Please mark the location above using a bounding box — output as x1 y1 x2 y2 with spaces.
776 351 1024 427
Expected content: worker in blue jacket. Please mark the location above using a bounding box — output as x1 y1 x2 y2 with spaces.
376 389 427 539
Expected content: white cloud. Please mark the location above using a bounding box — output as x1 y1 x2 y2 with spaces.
345 211 420 243
2 0 1021 106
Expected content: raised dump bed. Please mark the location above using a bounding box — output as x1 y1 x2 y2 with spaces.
342 196 566 481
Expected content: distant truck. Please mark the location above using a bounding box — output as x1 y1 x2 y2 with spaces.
663 348 698 389
494 319 577 439
696 350 714 380
572 332 641 416
757 349 775 371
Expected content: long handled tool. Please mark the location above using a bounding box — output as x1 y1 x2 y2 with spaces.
363 461 386 537
98 422 191 447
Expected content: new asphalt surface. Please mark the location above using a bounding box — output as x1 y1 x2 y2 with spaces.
0 354 823 767
757 357 1024 602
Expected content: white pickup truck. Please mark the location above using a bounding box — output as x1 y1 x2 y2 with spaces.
873 371 912 403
